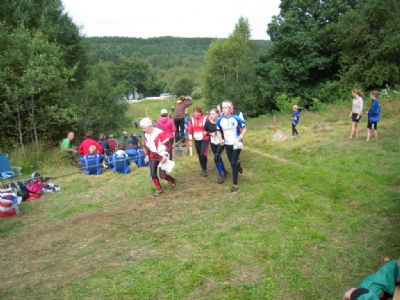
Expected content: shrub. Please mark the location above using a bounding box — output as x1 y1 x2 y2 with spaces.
275 93 300 112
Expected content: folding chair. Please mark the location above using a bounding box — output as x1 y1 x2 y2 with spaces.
0 153 22 187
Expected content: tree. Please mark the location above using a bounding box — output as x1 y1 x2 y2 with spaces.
73 62 127 135
0 25 74 148
203 17 259 115
258 0 360 107
115 58 163 97
337 0 400 89
174 77 195 96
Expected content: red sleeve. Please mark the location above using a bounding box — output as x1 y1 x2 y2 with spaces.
94 141 103 154
78 142 84 155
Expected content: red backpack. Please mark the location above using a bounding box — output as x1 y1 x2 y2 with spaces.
25 178 43 201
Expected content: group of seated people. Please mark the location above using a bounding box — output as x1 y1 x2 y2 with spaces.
61 130 148 175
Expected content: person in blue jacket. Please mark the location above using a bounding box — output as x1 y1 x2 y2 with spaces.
291 105 301 136
366 91 381 142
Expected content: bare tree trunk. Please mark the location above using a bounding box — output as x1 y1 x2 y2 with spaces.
30 95 38 145
16 107 25 152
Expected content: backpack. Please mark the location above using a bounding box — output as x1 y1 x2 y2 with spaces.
80 154 102 175
111 153 130 174
25 178 43 200
10 181 29 201
0 195 20 217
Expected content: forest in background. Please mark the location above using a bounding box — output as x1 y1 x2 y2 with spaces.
85 36 271 97
0 0 399 149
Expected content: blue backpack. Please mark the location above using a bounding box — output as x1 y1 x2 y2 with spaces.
111 153 130 174
80 154 103 175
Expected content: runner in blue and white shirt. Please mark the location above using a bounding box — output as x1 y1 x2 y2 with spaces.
216 100 247 192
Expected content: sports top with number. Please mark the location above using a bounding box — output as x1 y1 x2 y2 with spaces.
188 116 209 141
216 114 246 146
144 128 169 160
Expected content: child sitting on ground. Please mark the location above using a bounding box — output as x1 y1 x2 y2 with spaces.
108 143 131 174
80 145 103 175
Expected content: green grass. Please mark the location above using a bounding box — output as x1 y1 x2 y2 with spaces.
124 98 208 132
0 99 399 299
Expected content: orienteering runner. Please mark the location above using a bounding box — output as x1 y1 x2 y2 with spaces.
216 100 247 192
140 118 176 196
204 108 228 183
188 107 210 176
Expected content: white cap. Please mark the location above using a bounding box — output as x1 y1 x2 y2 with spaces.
140 117 152 128
161 109 168 115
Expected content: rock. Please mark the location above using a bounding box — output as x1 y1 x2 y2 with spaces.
313 123 332 132
272 131 288 142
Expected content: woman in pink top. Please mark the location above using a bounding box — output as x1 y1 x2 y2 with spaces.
156 109 176 159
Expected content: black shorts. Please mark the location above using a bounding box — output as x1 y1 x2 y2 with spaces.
367 120 378 130
352 113 361 122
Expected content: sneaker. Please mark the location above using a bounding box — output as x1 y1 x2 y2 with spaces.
231 185 238 193
153 190 164 197
238 165 243 174
217 176 224 184
202 170 208 177
171 180 177 190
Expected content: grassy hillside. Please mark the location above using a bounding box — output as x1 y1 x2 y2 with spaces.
1 98 399 299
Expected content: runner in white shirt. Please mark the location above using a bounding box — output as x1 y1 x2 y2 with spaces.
216 100 247 192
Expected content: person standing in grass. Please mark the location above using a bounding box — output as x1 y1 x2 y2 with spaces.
349 89 364 139
140 117 176 196
216 100 247 193
156 109 176 159
173 95 192 145
188 107 210 177
366 91 381 142
291 105 301 136
204 108 228 183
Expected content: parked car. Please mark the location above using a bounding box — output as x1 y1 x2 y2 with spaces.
159 93 176 99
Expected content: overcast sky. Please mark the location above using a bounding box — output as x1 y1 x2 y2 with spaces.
61 0 281 40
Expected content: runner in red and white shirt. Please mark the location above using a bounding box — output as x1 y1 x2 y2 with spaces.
140 118 176 196
188 107 210 177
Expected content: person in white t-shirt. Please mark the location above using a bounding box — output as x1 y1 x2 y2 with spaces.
349 89 364 139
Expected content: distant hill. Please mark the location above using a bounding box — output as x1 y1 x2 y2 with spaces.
85 36 271 70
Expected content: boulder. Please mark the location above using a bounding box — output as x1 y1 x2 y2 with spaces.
272 131 288 142
313 123 332 132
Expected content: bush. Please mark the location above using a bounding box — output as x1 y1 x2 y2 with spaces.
191 87 202 99
10 143 64 175
275 93 299 112
314 81 347 104
309 97 322 111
